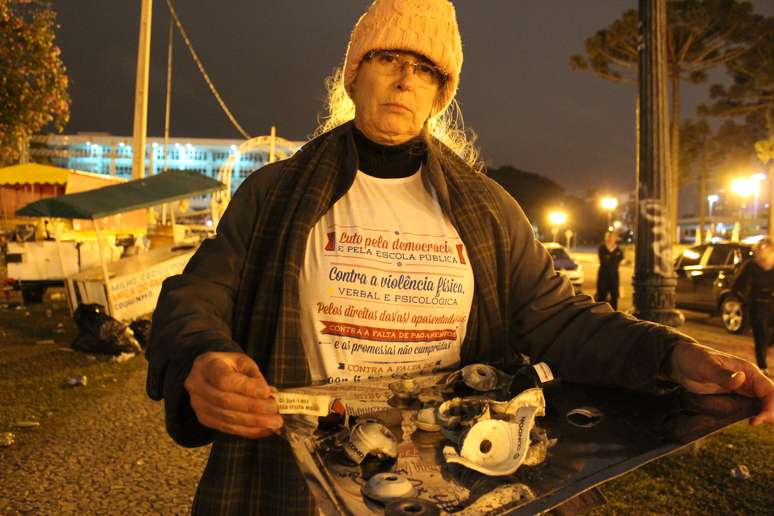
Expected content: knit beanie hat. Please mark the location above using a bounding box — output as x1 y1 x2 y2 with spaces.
343 0 463 116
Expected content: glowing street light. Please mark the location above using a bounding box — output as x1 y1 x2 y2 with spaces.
600 197 619 210
600 196 618 228
731 177 756 198
548 211 567 226
548 210 567 242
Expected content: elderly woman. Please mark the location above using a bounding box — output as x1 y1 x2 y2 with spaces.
146 0 774 514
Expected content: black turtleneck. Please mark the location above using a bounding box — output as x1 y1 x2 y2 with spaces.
352 125 427 179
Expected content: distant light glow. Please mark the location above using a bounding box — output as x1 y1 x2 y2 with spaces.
548 211 567 226
707 194 719 203
731 177 756 197
600 197 618 211
613 220 622 229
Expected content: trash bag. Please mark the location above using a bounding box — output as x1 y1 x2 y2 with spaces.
71 303 141 355
129 319 151 350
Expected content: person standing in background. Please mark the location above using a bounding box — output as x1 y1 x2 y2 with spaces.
732 237 774 376
596 230 624 310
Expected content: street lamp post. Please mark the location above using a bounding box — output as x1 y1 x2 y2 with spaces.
706 194 719 242
131 0 153 180
707 194 718 218
632 0 683 326
751 172 766 229
731 177 756 240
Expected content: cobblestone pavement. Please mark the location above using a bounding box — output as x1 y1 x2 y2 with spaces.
0 362 209 515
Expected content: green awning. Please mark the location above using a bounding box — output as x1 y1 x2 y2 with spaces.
16 170 225 219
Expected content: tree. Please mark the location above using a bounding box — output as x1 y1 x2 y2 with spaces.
701 17 774 130
0 0 69 166
713 114 768 167
570 0 763 234
680 115 766 240
486 165 565 224
680 118 721 242
701 16 774 231
486 165 607 243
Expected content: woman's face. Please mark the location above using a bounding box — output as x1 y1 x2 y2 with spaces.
350 50 441 145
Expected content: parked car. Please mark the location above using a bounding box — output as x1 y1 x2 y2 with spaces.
544 242 584 291
674 242 753 333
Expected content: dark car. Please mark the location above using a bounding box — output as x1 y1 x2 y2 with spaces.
674 242 754 333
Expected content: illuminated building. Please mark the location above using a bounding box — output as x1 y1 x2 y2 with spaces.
28 133 303 207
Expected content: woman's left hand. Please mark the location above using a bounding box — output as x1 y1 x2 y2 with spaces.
668 343 774 425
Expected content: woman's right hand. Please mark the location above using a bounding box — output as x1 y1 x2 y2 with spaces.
184 351 283 438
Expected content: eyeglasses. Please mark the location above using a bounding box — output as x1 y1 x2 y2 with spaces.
365 50 447 86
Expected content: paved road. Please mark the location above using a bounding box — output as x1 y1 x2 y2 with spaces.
573 248 768 365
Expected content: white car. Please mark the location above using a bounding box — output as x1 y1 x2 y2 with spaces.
543 242 584 291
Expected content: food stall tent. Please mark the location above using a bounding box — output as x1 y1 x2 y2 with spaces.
16 170 224 320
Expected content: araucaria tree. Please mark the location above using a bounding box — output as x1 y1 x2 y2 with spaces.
570 0 764 233
0 0 70 166
702 16 774 130
701 16 774 230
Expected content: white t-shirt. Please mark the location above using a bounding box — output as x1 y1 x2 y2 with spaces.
299 169 475 384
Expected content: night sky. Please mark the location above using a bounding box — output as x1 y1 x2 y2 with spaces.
52 1 774 194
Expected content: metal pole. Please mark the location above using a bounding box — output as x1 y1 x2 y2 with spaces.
163 16 173 173
92 218 115 317
769 166 774 235
632 0 684 326
52 221 67 278
131 0 153 179
52 221 75 315
169 202 177 243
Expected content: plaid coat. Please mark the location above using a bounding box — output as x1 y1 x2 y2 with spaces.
147 122 691 515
